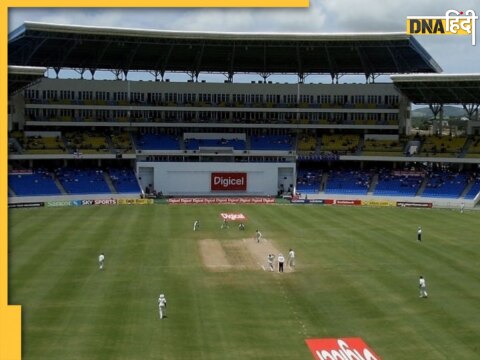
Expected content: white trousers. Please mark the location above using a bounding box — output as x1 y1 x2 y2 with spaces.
159 306 166 319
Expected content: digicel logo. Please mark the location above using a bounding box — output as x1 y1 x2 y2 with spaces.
213 176 245 187
211 172 247 191
220 213 247 221
306 338 382 360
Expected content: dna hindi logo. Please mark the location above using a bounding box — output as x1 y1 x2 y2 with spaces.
407 9 478 45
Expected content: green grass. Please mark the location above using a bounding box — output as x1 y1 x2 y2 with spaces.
8 205 480 359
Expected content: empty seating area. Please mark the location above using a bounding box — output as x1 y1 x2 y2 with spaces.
297 134 316 153
134 134 180 150
184 138 246 150
464 176 480 199
321 134 359 154
465 136 480 158
374 170 423 197
109 168 141 193
296 169 322 194
23 135 67 154
362 139 404 156
422 171 468 198
9 169 61 196
110 132 134 153
250 135 293 151
325 170 371 195
56 168 111 194
64 131 110 154
420 136 466 157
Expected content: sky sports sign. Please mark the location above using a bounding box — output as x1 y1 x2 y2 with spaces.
306 338 381 360
407 9 478 45
211 172 247 191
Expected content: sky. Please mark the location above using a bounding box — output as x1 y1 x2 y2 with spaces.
7 0 480 81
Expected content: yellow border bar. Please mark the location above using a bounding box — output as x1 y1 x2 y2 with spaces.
7 0 309 7
2 5 22 360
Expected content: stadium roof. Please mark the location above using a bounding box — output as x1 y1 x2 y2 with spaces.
391 74 480 104
8 22 442 80
8 65 46 95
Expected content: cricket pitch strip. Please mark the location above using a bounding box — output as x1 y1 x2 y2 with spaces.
199 238 293 272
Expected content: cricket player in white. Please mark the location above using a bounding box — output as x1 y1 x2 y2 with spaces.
419 276 428 298
417 226 422 242
255 230 262 243
193 220 199 231
98 253 105 270
267 254 275 271
287 249 295 269
460 202 465 213
158 294 167 319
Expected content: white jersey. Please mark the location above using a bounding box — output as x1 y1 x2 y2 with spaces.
288 250 295 259
99 254 105 262
158 297 167 308
419 278 426 287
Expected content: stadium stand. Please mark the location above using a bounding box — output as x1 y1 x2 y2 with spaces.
362 139 405 156
109 168 141 194
464 175 480 199
250 135 293 151
134 133 180 151
421 171 468 198
184 138 246 151
56 168 111 195
420 135 466 158
374 169 424 197
64 131 110 154
110 132 134 153
325 169 371 195
7 24 480 209
321 134 360 154
465 136 480 158
296 169 322 194
9 169 61 196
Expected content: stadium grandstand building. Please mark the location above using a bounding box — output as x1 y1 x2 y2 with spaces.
7 22 480 207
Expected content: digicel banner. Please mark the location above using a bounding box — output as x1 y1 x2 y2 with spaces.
211 172 247 191
306 338 382 360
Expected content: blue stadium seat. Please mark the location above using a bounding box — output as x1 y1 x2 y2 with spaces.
109 168 141 194
56 168 111 195
9 169 61 196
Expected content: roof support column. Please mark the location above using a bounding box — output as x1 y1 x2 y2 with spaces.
463 103 480 135
429 103 443 135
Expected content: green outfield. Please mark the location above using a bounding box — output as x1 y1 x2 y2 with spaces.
8 204 480 359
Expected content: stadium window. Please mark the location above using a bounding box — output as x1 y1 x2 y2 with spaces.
95 91 110 101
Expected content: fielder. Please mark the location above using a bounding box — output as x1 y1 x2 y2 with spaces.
417 226 422 242
287 248 295 269
419 276 428 298
255 230 262 243
460 202 465 213
158 293 167 319
221 219 229 229
98 253 105 270
193 220 200 231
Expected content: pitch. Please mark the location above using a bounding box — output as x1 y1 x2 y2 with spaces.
9 204 480 359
